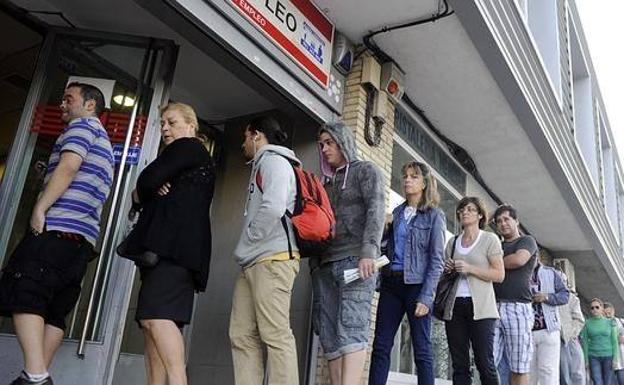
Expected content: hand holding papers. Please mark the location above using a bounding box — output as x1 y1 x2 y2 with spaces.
343 255 390 284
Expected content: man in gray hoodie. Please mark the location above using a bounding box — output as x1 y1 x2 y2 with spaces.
229 116 301 385
312 122 386 385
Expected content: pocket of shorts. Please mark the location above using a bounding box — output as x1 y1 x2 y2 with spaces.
340 287 371 329
4 259 46 283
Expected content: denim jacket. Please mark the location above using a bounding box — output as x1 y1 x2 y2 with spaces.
382 203 446 308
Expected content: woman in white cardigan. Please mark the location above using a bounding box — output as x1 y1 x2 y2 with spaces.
443 196 504 385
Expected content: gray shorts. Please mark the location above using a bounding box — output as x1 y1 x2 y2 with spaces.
311 256 376 360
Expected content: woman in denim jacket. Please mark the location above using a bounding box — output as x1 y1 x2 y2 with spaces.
369 161 446 385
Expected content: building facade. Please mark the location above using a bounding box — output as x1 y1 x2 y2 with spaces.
0 0 621 384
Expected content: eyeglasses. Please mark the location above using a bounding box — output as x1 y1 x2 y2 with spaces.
457 206 479 214
591 306 602 310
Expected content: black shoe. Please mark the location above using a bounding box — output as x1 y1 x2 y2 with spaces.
9 372 53 385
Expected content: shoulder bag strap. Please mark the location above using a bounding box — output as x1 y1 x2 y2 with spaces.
450 235 458 259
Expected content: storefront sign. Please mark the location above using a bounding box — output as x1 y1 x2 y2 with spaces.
395 106 466 192
113 144 141 165
229 0 334 87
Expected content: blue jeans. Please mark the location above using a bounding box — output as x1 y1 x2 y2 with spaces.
369 277 434 385
615 369 624 385
589 356 614 385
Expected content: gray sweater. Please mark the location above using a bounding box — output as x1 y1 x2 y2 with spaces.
314 122 386 266
233 145 300 267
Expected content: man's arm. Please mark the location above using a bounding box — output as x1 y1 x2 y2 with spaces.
246 156 292 242
357 162 386 280
545 269 569 306
504 236 538 269
503 249 532 269
358 162 386 259
30 151 83 232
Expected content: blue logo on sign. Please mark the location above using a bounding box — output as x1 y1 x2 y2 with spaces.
300 22 325 64
113 144 141 165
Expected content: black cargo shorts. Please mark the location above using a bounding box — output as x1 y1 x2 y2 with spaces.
0 231 92 329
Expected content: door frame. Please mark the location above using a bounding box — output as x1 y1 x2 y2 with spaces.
0 26 177 385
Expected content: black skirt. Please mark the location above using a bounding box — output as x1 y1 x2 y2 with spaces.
135 259 195 327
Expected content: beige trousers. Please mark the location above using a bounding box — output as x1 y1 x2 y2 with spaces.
229 259 300 385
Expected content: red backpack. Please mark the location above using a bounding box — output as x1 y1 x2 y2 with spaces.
255 160 335 258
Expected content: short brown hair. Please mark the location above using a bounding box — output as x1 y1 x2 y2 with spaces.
456 196 488 229
401 161 440 209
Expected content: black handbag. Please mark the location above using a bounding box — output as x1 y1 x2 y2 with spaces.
433 236 458 320
116 235 160 268
115 206 160 268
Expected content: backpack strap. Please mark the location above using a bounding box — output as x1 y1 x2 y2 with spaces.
450 236 458 259
255 158 296 260
281 216 294 260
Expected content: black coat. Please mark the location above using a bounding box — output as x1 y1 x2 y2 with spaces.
125 137 215 291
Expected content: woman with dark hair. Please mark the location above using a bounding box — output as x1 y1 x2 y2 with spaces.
123 102 215 385
369 161 445 385
580 298 619 385
229 116 302 385
442 197 505 385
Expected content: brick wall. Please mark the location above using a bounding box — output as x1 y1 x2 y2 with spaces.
313 52 396 385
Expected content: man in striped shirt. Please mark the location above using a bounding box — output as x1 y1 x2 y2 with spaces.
0 82 114 385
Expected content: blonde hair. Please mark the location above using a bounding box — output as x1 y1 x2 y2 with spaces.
591 298 604 306
160 102 198 135
401 161 440 209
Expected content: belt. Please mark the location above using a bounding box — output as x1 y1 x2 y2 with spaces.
48 230 86 243
381 269 404 278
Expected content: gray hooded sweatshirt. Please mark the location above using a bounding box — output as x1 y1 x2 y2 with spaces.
233 144 300 267
314 122 386 267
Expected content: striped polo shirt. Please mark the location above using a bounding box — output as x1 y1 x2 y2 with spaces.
44 116 114 246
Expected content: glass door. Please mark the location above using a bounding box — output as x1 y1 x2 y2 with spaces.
0 28 176 385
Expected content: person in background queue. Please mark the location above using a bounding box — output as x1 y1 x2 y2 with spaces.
311 122 386 385
369 160 445 385
442 197 505 385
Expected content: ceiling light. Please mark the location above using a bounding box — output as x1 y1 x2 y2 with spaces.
113 94 136 107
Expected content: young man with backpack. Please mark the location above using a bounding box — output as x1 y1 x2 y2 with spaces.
312 122 386 385
229 116 302 385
